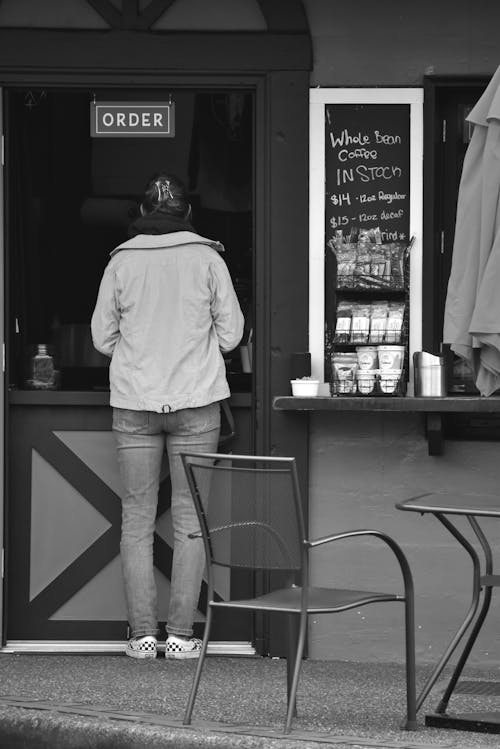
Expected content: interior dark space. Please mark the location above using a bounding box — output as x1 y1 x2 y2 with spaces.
6 87 253 391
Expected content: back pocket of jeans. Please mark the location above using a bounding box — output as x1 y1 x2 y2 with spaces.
179 402 221 434
112 408 150 433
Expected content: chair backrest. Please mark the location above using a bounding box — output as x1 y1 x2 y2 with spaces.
181 453 306 572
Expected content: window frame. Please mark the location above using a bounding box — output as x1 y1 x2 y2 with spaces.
309 87 424 392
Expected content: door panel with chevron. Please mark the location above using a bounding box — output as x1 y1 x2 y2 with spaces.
7 402 254 646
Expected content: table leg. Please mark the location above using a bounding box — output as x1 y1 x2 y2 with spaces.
415 512 482 713
434 516 493 714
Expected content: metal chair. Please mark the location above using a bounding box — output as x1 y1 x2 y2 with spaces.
181 452 417 734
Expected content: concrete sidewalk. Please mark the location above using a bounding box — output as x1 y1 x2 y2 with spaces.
0 652 500 748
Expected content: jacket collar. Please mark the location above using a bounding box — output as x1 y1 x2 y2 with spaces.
110 231 225 257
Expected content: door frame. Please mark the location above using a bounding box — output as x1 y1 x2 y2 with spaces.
422 75 490 353
0 88 4 646
0 30 311 655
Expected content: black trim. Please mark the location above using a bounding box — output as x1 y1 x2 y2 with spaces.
0 29 312 75
1 16 312 653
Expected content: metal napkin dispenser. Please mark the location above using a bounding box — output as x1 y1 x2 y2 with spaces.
413 351 447 397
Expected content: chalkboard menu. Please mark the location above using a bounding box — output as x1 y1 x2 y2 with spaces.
325 104 410 243
323 103 412 394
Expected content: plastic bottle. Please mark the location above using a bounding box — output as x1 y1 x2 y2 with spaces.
28 344 58 389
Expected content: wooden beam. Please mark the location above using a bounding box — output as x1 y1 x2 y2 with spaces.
139 0 177 30
0 28 312 74
256 0 309 32
122 0 140 29
84 0 311 34
85 0 122 28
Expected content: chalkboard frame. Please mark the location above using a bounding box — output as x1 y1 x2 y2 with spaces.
309 88 423 393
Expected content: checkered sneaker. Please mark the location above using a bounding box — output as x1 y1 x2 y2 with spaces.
164 636 202 659
125 635 157 660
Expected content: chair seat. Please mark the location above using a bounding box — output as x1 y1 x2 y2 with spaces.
211 585 403 614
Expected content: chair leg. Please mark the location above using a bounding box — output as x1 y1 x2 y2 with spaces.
183 606 213 725
286 614 299 719
284 612 307 734
403 594 417 730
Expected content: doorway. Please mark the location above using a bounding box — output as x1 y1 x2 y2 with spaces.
423 77 488 356
423 76 500 440
5 87 254 388
4 85 256 650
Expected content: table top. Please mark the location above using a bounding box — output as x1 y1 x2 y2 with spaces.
273 395 500 413
396 493 500 517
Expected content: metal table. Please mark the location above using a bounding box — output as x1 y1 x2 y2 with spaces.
396 493 500 733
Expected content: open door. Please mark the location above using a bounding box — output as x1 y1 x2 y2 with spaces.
3 86 255 653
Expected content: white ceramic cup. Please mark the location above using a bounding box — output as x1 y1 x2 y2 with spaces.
291 378 319 396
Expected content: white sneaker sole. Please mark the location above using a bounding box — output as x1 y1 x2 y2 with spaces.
125 647 157 660
164 649 201 660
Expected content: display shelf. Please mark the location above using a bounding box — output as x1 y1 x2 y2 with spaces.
326 238 411 397
9 390 252 408
273 395 500 456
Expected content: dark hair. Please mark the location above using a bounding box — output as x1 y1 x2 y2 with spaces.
141 173 190 218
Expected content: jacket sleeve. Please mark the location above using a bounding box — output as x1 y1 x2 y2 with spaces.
209 257 244 353
91 265 120 358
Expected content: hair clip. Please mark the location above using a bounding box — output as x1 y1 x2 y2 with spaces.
155 179 174 203
164 180 174 201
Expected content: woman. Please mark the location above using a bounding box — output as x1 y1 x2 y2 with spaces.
91 173 244 659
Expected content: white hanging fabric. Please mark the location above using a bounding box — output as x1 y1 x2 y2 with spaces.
443 64 500 396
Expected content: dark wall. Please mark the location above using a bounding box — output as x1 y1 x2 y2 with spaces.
1 0 497 85
305 0 500 85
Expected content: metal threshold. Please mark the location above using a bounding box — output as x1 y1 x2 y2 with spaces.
2 640 256 656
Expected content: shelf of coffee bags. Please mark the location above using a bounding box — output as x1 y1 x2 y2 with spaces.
333 299 407 349
336 281 406 293
331 235 413 292
330 345 406 390
330 369 406 397
332 338 406 347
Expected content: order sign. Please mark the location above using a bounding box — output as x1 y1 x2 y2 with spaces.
90 102 175 138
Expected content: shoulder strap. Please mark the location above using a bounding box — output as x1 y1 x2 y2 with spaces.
218 398 236 446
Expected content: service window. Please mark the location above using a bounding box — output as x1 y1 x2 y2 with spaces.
5 87 254 393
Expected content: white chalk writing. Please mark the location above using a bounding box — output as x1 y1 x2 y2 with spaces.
330 193 352 206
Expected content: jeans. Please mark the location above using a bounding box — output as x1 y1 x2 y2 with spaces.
113 402 221 639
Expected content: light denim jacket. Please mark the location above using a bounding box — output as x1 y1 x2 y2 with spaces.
91 231 244 413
